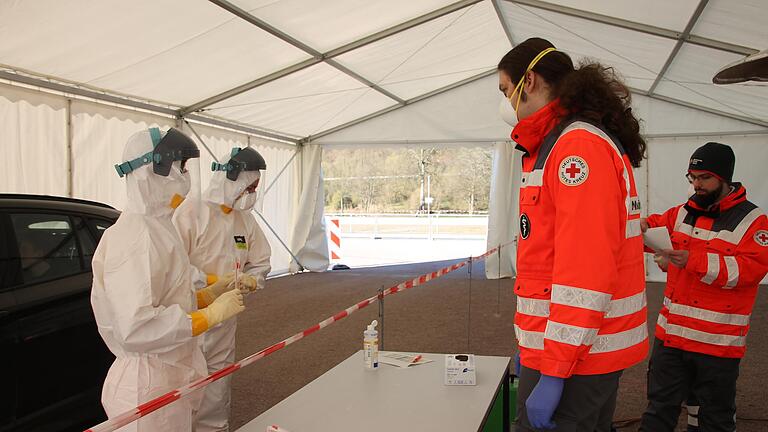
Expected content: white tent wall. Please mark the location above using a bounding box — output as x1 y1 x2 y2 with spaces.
0 83 68 195
71 100 175 209
289 144 330 272
0 81 301 275
485 141 519 279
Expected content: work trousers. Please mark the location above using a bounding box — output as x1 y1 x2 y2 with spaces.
640 338 739 432
516 365 622 432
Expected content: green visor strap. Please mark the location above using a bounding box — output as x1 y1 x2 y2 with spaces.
115 127 199 177
211 147 267 181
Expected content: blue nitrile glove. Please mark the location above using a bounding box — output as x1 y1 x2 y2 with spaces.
526 374 564 430
514 351 521 376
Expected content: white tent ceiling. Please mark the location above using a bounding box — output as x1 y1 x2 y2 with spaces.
1 0 766 144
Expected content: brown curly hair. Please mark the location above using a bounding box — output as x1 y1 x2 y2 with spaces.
498 37 646 167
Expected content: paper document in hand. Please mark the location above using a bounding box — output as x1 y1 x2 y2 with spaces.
644 227 673 252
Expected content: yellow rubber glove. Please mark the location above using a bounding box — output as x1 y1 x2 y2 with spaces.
196 273 235 308
190 288 245 336
229 273 259 292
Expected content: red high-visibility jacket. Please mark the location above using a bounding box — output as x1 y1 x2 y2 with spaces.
512 101 648 378
647 185 768 358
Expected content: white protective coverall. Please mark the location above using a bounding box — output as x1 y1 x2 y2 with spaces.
91 129 207 431
173 160 271 432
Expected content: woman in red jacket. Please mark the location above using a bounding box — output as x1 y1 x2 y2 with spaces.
498 38 648 431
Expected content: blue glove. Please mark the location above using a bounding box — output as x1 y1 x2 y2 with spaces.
526 374 564 430
514 351 521 376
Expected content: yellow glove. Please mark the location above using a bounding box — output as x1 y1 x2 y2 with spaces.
229 273 259 292
196 273 235 308
190 288 245 336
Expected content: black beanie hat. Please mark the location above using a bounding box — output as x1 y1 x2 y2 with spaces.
688 142 735 182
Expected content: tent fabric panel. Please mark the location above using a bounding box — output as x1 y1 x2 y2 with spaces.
336 1 510 99
91 19 311 107
486 141 519 279
231 0 457 52
206 62 397 137
654 43 768 122
691 0 766 50
315 74 766 146
315 74 511 144
0 1 230 89
499 2 677 92
288 145 329 272
70 100 175 210
530 0 701 31
0 84 68 196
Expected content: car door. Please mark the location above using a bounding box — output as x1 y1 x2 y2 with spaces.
6 212 104 429
0 213 20 427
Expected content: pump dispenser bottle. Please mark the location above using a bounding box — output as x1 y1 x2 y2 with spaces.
363 320 379 370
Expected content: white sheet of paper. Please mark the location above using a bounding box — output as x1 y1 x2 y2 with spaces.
644 227 673 252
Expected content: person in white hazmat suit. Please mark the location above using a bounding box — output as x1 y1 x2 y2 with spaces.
173 146 272 432
91 127 247 431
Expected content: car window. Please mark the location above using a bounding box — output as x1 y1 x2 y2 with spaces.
10 213 84 286
74 216 95 271
89 218 114 242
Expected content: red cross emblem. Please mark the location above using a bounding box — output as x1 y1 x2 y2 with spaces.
558 156 589 186
565 163 581 178
756 230 768 247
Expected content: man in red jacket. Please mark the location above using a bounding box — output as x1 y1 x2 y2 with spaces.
498 38 648 431
640 142 768 431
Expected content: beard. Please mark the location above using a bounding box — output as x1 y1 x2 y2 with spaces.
692 182 727 208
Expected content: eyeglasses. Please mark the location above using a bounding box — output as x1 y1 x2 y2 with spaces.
686 172 715 183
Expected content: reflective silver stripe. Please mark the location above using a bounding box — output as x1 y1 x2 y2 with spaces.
517 297 550 317
589 323 647 353
545 321 598 347
658 313 668 329
687 405 700 415
605 291 647 318
674 207 690 235
701 253 720 284
522 170 543 188
626 219 642 238
688 415 699 427
667 302 750 326
515 325 544 350
551 284 612 312
658 314 746 347
724 256 739 288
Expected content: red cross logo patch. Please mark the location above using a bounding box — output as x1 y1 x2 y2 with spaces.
755 230 768 247
558 156 589 186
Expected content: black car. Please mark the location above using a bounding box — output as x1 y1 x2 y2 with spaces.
0 194 120 432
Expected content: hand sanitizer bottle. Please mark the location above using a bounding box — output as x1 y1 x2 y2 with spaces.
363 320 379 370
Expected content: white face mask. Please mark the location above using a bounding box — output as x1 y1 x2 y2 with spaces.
234 192 258 211
166 164 191 208
499 97 518 127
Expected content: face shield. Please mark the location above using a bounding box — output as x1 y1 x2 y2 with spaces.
117 127 201 214
211 147 267 211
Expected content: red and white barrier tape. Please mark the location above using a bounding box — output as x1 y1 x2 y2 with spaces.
85 243 509 432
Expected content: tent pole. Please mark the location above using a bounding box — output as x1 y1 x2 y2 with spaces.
66 99 73 198
254 210 305 271
262 149 299 197
183 119 219 162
